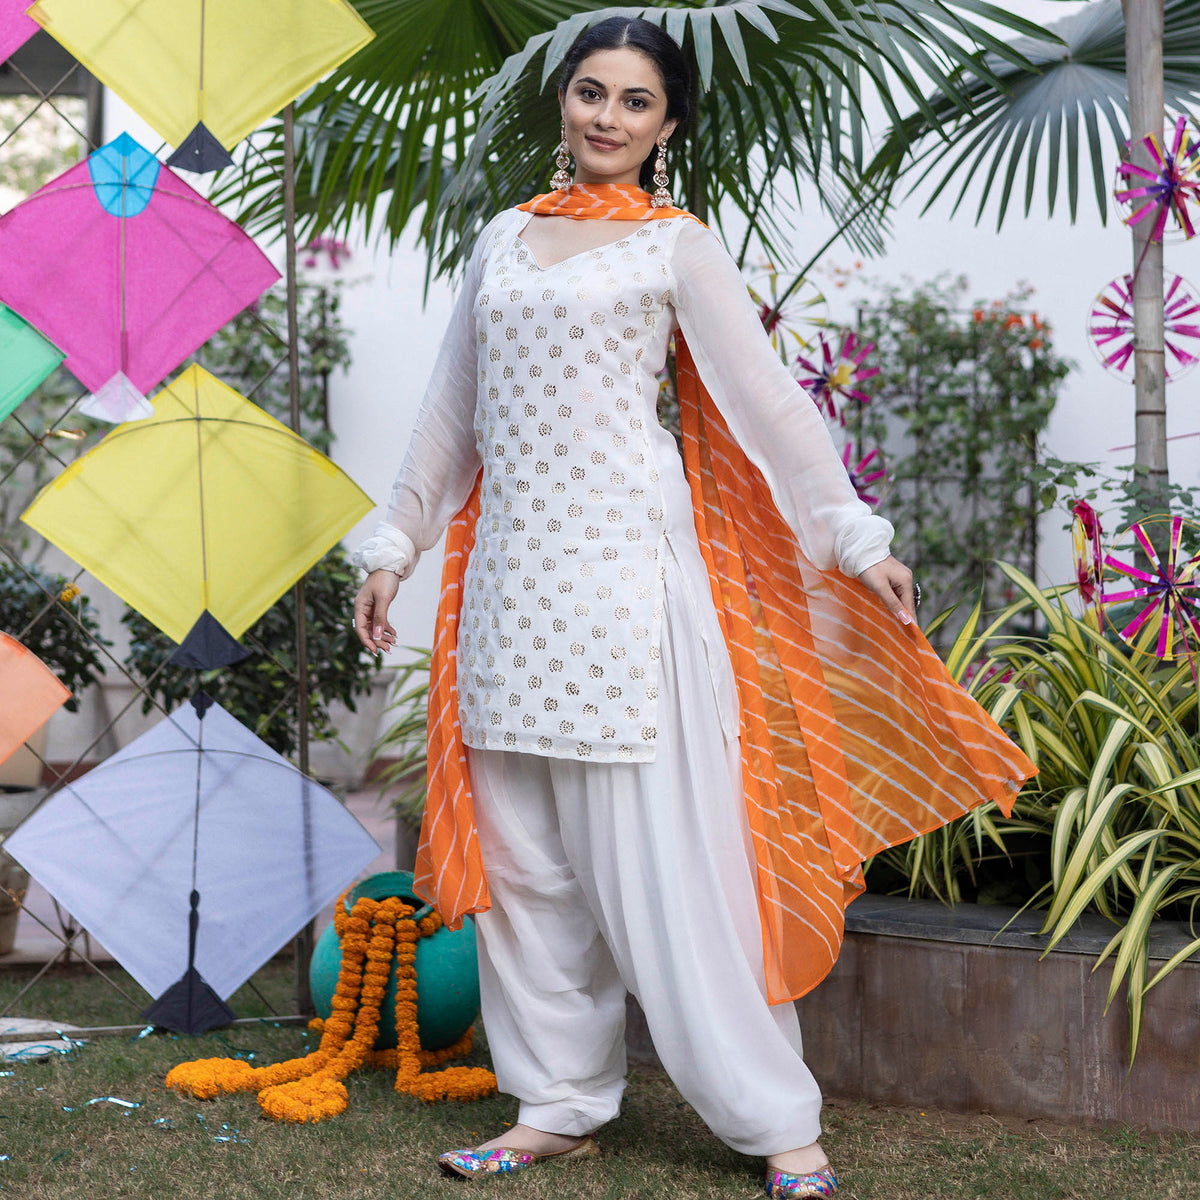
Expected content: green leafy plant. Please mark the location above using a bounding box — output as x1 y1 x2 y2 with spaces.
847 276 1074 627
878 562 1200 1060
0 562 110 710
215 1 1051 284
121 551 379 759
866 0 1200 229
194 282 351 455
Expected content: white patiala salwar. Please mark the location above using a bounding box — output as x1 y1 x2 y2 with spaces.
467 546 823 1152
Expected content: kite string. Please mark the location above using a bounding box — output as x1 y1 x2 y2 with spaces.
191 714 203 893
191 374 211 610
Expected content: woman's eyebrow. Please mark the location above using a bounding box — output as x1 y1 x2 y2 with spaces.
574 76 658 98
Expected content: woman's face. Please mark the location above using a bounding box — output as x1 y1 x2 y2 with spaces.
558 47 678 188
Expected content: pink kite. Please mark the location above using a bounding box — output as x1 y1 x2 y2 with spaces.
0 133 278 421
0 0 39 63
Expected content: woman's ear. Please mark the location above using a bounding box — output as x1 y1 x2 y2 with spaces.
660 118 679 143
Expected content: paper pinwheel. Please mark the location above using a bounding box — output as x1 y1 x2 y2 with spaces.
5 693 380 1033
1 0 39 62
1071 499 1104 608
0 304 64 424
1087 272 1200 381
0 632 70 769
0 133 278 423
1099 516 1200 663
796 332 879 423
29 0 374 172
841 444 887 507
1115 115 1200 243
22 364 372 669
745 268 827 360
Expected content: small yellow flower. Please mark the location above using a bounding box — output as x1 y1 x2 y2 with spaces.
59 584 81 603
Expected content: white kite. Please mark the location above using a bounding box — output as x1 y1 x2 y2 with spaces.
6 693 380 1033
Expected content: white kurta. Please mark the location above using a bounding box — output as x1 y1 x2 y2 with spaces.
353 206 895 759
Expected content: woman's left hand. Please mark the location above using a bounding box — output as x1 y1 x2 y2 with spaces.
857 555 916 626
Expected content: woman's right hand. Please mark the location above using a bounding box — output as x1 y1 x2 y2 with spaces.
353 570 401 654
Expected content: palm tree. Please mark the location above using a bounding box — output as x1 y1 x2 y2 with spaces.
219 0 1054 289
864 0 1200 508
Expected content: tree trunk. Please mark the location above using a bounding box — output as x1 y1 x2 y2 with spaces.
1123 0 1169 512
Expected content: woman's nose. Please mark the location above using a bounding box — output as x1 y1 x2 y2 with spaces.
595 99 620 128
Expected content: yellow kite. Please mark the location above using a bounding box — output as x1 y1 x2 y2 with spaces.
30 0 374 170
22 366 372 666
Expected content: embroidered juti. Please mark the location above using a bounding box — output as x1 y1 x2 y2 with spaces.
353 184 1036 1150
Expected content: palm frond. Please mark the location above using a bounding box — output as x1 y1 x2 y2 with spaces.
214 0 1052 281
867 0 1200 229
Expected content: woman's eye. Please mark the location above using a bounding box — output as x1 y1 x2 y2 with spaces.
628 98 646 109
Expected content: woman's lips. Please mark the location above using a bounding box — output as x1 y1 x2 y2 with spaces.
586 136 622 151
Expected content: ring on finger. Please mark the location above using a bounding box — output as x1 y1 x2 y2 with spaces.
913 581 922 609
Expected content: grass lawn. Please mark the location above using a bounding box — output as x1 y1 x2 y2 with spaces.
0 962 1197 1199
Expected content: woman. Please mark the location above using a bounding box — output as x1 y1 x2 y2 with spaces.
353 17 1033 1198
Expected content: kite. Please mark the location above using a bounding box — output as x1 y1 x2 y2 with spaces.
29 0 374 171
0 632 70 769
1099 516 1200 664
1 0 39 63
0 133 278 423
1087 272 1200 381
0 304 64 424
796 331 879 423
1115 115 1200 243
21 364 373 669
841 444 887 507
1071 499 1104 609
4 693 381 1034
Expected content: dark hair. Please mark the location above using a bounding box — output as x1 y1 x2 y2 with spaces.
556 17 691 192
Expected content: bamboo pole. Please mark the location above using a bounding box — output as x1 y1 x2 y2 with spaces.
1123 0 1169 511
282 103 315 1015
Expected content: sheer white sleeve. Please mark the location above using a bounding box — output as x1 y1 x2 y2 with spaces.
351 214 506 578
670 219 894 578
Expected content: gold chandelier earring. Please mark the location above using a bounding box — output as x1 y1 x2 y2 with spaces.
651 134 673 207
550 120 572 191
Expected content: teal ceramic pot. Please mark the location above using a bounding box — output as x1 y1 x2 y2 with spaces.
309 870 479 1051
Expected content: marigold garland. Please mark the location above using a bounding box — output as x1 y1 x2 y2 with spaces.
165 891 496 1122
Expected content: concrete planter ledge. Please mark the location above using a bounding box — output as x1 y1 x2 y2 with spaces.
843 892 1200 963
624 894 1200 1131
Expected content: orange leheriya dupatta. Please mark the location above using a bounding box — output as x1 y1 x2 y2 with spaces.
414 183 1037 1004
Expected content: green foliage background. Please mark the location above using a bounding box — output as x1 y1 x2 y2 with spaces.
850 275 1073 626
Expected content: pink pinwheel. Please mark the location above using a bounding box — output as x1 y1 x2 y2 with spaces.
1115 115 1200 243
1 0 39 62
1071 499 1104 607
0 133 278 422
1100 516 1200 663
1087 272 1200 381
841 444 887 506
796 332 879 423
